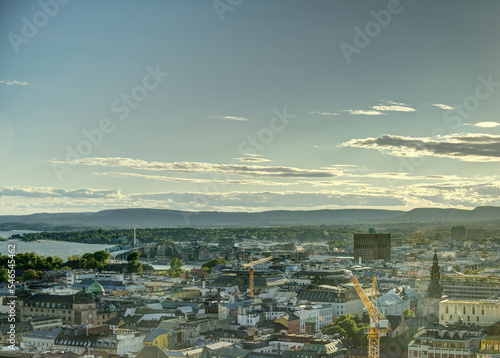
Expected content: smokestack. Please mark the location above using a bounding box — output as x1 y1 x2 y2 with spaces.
217 288 221 303
202 280 206 289
359 256 362 265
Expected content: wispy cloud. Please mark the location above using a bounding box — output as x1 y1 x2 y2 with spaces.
341 133 500 162
234 153 271 163
52 157 339 178
345 109 384 116
343 101 416 116
371 101 416 112
210 115 250 121
0 186 123 199
309 111 339 116
0 80 30 86
94 172 295 186
464 121 500 128
432 103 455 110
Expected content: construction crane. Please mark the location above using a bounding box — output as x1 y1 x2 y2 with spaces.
242 254 273 297
351 275 390 358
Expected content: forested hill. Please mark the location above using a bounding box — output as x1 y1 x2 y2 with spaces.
0 206 500 229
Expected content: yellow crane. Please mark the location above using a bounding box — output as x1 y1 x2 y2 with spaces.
351 275 390 358
242 254 273 297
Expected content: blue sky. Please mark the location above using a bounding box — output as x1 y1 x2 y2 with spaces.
1 0 500 214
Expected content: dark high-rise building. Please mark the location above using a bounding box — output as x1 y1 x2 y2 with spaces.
451 226 467 241
353 231 391 262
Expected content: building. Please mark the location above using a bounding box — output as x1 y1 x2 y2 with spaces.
297 285 364 317
282 340 347 358
16 290 118 326
439 299 500 327
479 336 500 358
408 323 486 358
423 250 444 318
378 286 422 316
143 328 170 349
20 328 61 352
353 231 391 262
451 226 467 241
417 275 500 300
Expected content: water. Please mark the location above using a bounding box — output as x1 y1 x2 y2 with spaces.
0 239 111 260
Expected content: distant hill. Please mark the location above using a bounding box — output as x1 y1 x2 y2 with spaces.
0 206 499 229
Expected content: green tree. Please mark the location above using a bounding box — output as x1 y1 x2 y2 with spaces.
201 258 226 273
166 257 184 278
126 252 140 262
21 269 39 281
0 269 9 283
127 260 143 274
402 308 416 317
93 250 111 263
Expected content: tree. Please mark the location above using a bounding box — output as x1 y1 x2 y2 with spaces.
93 250 111 263
402 308 416 317
322 314 369 348
0 269 9 283
166 257 184 278
201 258 226 273
127 260 143 274
21 269 39 281
126 252 140 262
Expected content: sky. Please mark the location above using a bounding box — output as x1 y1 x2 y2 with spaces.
1 0 500 215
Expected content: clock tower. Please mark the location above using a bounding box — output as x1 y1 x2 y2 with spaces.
423 250 445 317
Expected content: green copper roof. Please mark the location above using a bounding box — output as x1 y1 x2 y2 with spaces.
88 280 105 294
199 346 212 358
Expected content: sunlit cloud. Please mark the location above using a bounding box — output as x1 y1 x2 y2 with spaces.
341 133 500 162
432 103 455 110
210 115 250 121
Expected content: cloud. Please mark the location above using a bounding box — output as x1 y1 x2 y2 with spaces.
210 115 249 121
94 172 295 186
0 186 123 199
56 157 339 178
432 103 455 110
465 122 500 128
371 102 416 112
309 111 339 116
341 133 500 162
0 80 30 86
234 153 271 163
130 190 405 209
344 109 384 116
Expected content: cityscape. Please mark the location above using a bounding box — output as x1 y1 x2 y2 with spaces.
1 1 500 358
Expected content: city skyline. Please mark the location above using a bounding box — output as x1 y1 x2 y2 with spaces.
1 0 500 214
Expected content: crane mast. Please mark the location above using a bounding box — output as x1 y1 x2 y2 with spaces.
243 254 273 297
351 275 390 358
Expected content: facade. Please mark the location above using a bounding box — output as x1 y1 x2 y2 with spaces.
16 291 118 326
417 275 500 300
297 286 364 317
479 336 500 358
294 304 334 333
143 328 170 349
439 299 500 327
378 286 422 316
451 226 467 241
353 233 391 262
20 328 61 352
408 324 486 358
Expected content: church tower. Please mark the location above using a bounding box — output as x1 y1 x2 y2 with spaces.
423 250 445 318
